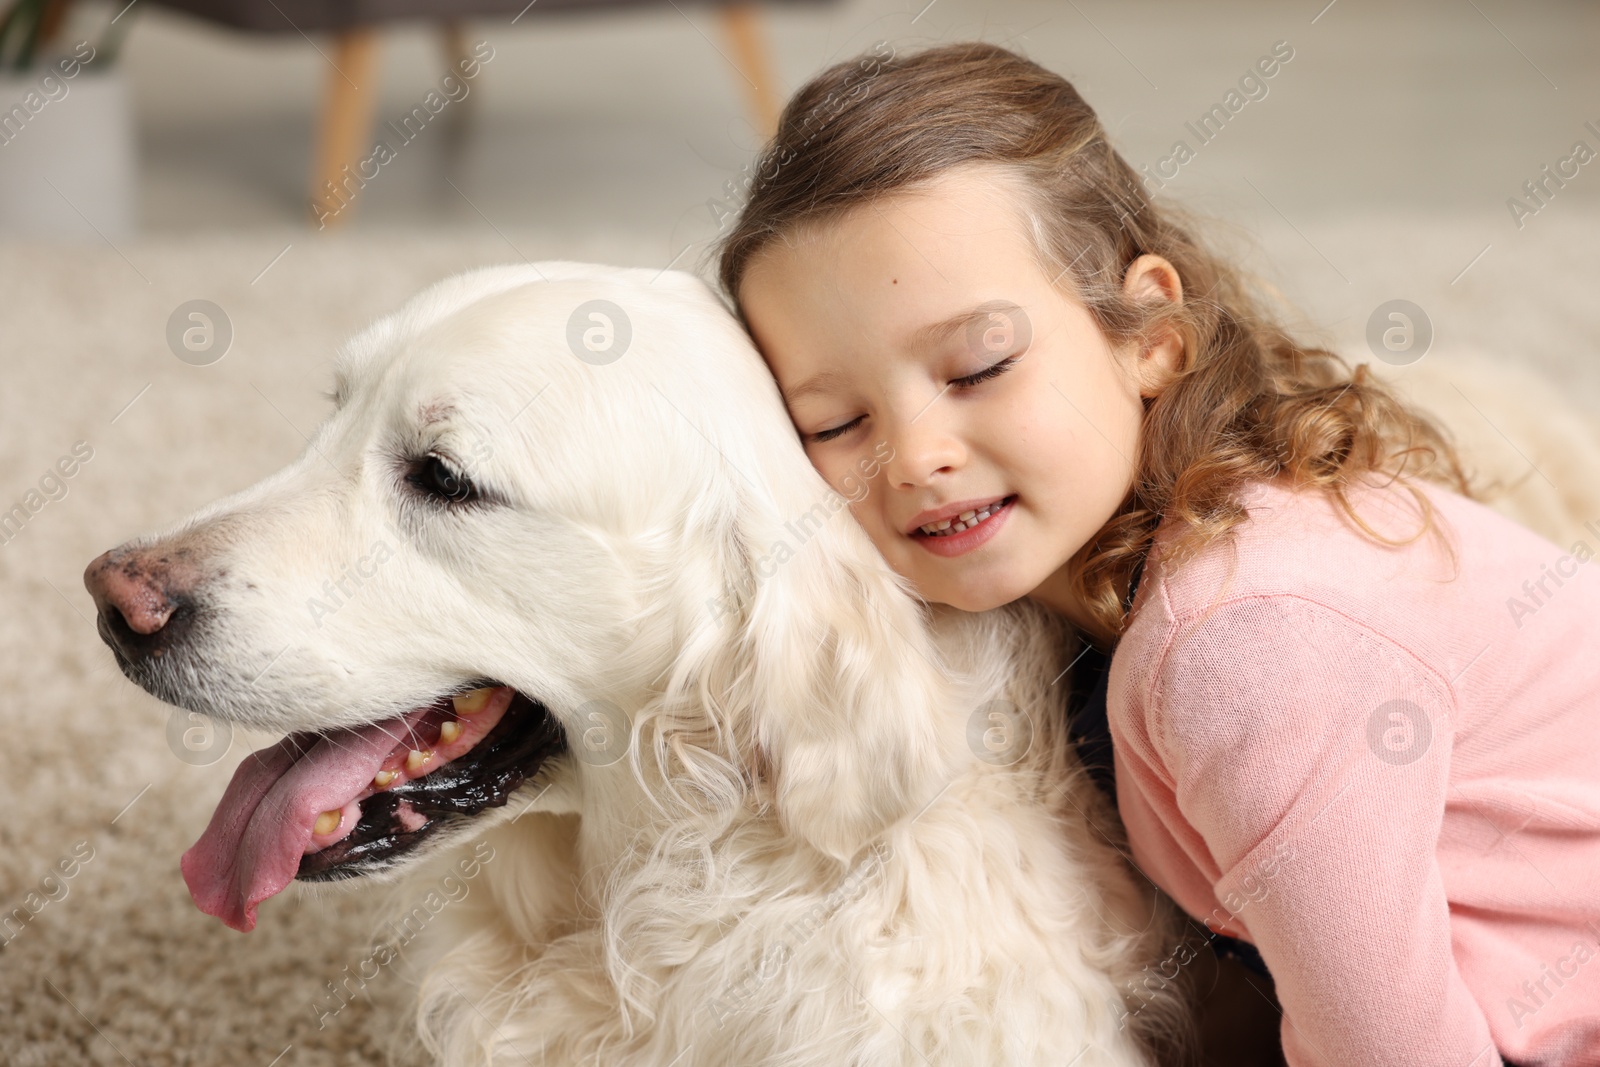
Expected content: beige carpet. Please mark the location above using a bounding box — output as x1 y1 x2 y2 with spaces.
1 215 1596 1066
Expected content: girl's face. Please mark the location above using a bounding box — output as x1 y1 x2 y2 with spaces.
738 164 1183 628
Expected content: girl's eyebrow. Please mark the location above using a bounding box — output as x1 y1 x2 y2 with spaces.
911 300 1026 349
782 369 852 405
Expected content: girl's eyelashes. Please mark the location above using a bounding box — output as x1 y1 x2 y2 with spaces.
950 353 1020 390
805 354 1022 444
810 416 863 444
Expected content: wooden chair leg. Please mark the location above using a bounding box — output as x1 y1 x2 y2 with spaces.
439 20 475 125
718 3 782 139
441 21 470 80
309 27 382 229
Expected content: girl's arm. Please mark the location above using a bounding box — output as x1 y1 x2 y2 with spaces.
1145 594 1504 1067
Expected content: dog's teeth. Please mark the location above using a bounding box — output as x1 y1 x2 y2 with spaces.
452 688 493 715
406 749 432 772
313 810 341 835
373 769 398 789
439 720 462 745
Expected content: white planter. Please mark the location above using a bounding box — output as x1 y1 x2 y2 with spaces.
0 62 137 239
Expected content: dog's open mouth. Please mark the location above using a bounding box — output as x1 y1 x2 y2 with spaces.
180 685 566 932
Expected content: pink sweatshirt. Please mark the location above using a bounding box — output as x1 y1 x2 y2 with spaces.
1108 473 1600 1066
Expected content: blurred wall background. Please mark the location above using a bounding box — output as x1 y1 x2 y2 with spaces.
6 0 1597 245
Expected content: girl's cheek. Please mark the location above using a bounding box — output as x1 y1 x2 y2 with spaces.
845 499 884 541
835 468 869 503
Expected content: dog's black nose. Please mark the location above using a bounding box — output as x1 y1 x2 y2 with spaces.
84 547 194 662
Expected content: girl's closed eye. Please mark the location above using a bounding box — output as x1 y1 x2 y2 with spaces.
809 418 860 444
950 352 1020 389
809 354 1020 444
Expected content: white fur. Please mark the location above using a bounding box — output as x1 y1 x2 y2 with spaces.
132 264 1186 1066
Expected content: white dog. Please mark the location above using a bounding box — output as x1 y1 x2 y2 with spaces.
84 263 1193 1066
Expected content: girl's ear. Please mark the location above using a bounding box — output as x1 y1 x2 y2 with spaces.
1122 253 1183 305
732 501 957 862
1120 253 1187 395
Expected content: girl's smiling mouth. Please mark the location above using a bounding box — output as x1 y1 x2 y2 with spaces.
908 494 1017 556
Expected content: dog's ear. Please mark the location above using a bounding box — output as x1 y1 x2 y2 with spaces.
730 502 958 862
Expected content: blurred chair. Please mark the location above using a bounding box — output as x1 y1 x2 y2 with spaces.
146 0 811 226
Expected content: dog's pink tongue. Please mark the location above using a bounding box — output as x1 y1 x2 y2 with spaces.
181 712 421 932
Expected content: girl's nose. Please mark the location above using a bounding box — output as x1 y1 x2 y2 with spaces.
880 406 965 489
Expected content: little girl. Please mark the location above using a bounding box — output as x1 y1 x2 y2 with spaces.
715 41 1600 1067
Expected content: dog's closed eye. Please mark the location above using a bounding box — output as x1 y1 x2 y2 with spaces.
406 453 479 505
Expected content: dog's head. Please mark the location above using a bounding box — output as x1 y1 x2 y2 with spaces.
85 263 962 931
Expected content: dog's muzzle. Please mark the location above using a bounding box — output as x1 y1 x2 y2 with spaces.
83 542 569 933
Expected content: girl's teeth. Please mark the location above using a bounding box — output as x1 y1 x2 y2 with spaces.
920 498 1007 537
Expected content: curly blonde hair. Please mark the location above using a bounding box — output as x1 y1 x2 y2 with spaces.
716 40 1477 647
